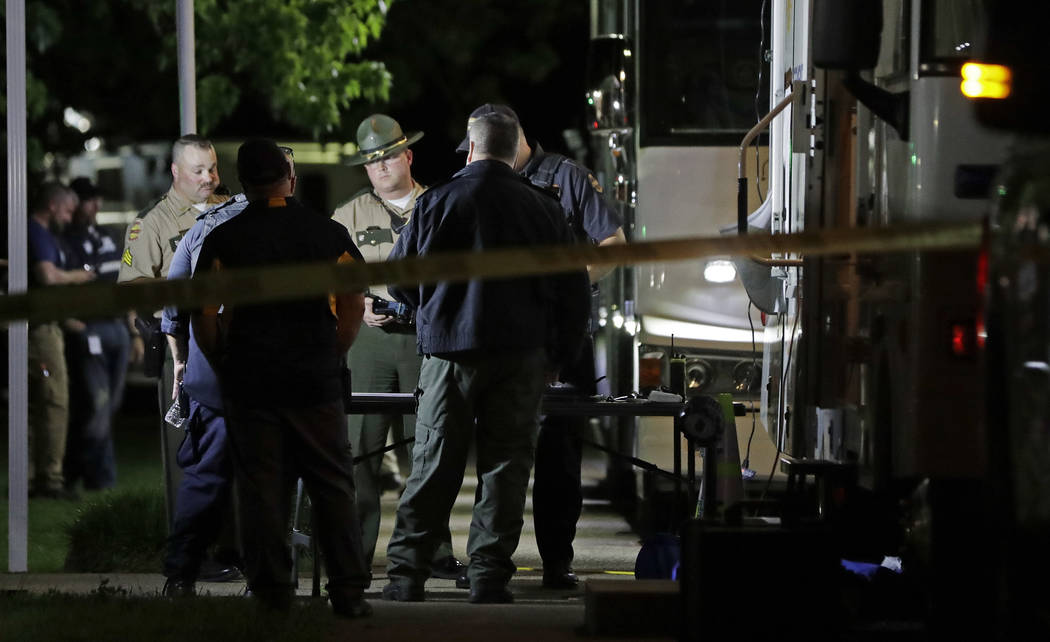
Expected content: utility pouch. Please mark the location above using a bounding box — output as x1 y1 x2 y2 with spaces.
136 316 166 378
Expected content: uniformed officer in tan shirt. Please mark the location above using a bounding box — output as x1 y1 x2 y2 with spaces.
119 135 226 282
332 115 463 580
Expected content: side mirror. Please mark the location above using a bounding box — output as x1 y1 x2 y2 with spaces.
813 0 907 138
812 0 882 70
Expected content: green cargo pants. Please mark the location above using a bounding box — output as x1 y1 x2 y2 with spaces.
347 324 458 566
385 348 545 590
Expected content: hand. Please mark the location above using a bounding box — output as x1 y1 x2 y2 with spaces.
172 360 186 401
128 334 145 365
73 269 96 284
362 296 395 328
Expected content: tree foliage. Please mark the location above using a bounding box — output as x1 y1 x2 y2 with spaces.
144 0 392 136
3 0 393 177
1 2 65 171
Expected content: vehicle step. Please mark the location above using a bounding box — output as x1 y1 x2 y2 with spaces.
584 579 677 638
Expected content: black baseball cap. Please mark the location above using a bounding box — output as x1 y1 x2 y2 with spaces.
237 138 290 187
70 176 100 200
455 103 520 153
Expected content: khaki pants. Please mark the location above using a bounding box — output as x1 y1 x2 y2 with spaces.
28 323 69 491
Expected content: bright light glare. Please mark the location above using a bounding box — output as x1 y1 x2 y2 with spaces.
703 260 737 283
63 107 91 133
644 315 761 344
960 63 1011 99
84 137 102 152
612 311 625 329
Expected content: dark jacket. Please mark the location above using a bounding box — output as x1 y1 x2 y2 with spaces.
521 141 623 245
388 160 589 368
194 196 364 407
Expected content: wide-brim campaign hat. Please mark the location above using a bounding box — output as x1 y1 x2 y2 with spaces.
455 103 520 153
344 114 423 166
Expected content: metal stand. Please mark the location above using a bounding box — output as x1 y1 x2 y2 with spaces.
288 392 695 597
290 478 321 596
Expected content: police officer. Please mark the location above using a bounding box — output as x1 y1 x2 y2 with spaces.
61 177 133 492
383 110 590 604
157 140 289 595
193 138 372 618
332 115 464 579
456 104 626 589
119 134 227 283
118 134 240 582
27 182 96 499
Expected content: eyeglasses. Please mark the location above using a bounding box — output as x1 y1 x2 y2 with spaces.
278 145 294 158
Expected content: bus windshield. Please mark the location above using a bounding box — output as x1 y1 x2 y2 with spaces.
640 0 769 145
921 0 988 72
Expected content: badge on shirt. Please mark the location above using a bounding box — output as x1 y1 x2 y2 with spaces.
122 247 133 266
588 173 603 194
356 226 394 247
129 220 142 240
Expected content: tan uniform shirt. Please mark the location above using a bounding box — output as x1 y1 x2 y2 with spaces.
331 181 425 301
118 186 226 282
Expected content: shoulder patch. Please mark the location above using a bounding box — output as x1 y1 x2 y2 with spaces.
588 173 603 194
128 220 142 240
135 195 164 219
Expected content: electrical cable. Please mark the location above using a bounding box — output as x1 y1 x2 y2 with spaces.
761 304 799 503
742 301 758 472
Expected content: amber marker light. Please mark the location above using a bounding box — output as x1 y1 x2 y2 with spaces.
960 62 1012 99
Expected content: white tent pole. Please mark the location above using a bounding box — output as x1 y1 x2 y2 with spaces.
176 0 197 134
6 0 29 573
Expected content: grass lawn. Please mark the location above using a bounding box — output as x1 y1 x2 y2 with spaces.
0 592 338 642
2 382 165 572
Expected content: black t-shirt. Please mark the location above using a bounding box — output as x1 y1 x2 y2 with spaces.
195 196 364 407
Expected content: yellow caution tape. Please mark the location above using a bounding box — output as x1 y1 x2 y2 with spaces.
0 221 981 325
